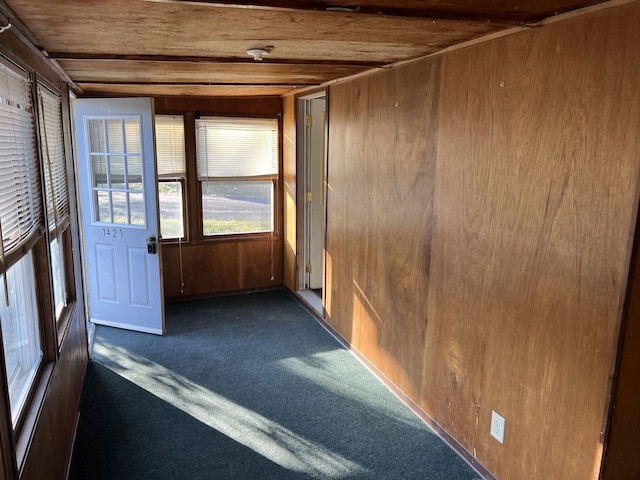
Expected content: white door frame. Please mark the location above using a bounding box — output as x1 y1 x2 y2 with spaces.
296 92 327 311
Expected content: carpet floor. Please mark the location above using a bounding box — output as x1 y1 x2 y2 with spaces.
69 289 482 480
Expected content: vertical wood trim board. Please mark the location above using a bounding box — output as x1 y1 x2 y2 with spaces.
323 2 640 479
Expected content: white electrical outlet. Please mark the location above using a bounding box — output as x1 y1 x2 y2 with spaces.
490 410 505 444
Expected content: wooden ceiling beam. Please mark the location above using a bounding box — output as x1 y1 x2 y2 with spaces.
77 80 319 86
47 52 389 69
75 83 294 97
162 0 541 24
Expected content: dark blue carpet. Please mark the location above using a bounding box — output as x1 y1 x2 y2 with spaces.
69 290 481 480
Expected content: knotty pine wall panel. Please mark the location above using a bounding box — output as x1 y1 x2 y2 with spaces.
324 3 640 479
326 57 441 400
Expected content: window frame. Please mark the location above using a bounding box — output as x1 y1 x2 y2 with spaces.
36 82 74 328
0 55 51 436
155 114 187 243
195 116 280 240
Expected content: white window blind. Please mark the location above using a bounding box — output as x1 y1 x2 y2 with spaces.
155 115 185 178
0 59 42 274
196 117 278 179
38 85 69 236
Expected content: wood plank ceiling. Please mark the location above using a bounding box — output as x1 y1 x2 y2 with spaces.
3 0 606 97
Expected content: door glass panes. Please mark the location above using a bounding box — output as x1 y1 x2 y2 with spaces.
86 116 145 225
92 155 108 187
106 119 124 152
109 156 125 189
96 191 110 222
88 119 106 152
125 118 141 153
127 156 143 189
129 193 145 225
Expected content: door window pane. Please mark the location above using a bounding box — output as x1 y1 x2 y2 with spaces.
202 180 273 235
127 156 143 189
111 191 127 224
106 119 124 152
92 155 108 187
129 193 145 225
109 156 126 189
96 190 111 222
125 118 141 153
86 116 145 226
0 252 42 425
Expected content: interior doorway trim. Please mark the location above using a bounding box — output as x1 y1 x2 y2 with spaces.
296 91 327 315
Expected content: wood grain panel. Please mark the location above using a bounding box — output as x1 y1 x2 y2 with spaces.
8 0 506 62
601 219 640 479
56 59 368 85
76 83 294 97
161 239 283 298
20 307 88 480
326 58 440 399
322 3 640 480
282 94 297 291
154 96 282 115
426 4 640 479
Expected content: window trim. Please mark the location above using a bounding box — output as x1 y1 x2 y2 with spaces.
155 114 187 242
36 82 74 329
158 177 187 242
195 116 280 239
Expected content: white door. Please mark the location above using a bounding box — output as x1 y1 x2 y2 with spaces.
74 98 164 334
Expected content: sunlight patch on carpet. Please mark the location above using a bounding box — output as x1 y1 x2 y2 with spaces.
94 341 368 479
277 352 422 428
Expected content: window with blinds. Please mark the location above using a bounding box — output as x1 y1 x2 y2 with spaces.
0 57 43 427
38 84 70 320
38 85 69 237
196 117 278 179
195 117 278 236
156 115 185 178
155 115 186 240
0 58 43 272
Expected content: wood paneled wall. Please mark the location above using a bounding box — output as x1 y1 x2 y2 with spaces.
326 58 441 400
162 239 283 298
156 97 285 299
20 307 87 480
322 3 640 479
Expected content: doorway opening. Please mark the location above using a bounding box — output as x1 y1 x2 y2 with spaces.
297 93 327 314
